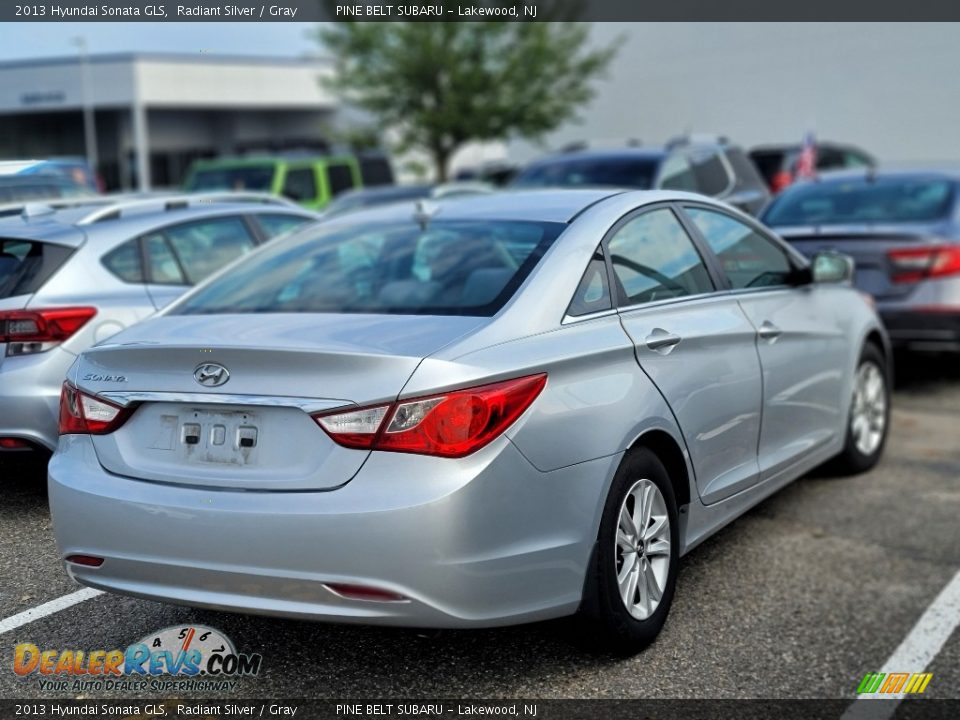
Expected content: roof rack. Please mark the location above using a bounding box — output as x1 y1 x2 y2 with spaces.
75 192 297 225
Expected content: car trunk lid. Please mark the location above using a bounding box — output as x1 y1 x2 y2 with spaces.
775 223 949 300
78 313 485 491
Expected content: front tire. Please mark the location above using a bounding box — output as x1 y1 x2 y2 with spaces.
835 343 890 474
578 447 679 654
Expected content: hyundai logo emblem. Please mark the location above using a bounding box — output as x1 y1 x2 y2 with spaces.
194 363 230 387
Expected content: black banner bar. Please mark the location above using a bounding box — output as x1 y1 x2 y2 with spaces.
4 0 960 22
2 699 960 720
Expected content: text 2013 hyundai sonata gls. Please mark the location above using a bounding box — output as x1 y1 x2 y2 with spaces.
49 189 891 651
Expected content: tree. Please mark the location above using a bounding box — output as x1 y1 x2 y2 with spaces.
316 17 618 181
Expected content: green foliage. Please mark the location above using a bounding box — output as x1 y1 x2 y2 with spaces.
316 15 617 179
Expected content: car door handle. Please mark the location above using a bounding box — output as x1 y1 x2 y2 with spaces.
758 321 782 342
645 328 682 353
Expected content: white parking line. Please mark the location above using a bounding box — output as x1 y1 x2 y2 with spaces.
0 588 102 636
842 567 960 719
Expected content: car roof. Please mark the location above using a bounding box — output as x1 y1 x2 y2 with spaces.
317 189 631 225
0 196 313 246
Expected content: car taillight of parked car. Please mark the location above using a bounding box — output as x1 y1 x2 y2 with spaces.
58 382 131 435
888 246 960 284
770 170 794 193
0 307 96 357
313 374 547 458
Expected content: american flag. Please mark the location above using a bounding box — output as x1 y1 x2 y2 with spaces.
795 132 818 180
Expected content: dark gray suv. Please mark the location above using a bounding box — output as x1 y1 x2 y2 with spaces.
511 137 770 215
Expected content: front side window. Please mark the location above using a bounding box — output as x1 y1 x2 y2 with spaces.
607 208 714 306
171 220 563 317
687 207 793 289
162 217 257 285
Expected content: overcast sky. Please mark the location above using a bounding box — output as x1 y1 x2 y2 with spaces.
0 23 320 60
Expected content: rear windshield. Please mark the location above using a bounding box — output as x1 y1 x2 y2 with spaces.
0 239 74 299
171 219 563 317
764 178 956 226
512 157 659 190
185 164 276 192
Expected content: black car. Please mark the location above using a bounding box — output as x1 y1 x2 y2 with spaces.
511 137 770 216
750 142 875 194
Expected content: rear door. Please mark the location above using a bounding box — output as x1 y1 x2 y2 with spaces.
609 205 764 504
683 205 848 480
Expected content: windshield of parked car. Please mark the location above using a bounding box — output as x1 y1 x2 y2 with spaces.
324 186 432 217
171 219 563 317
185 164 276 192
764 177 956 225
512 156 659 190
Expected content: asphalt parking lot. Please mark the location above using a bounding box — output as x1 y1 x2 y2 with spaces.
1 353 958 701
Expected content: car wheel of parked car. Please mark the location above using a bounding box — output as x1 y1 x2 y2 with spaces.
580 447 679 654
836 343 890 474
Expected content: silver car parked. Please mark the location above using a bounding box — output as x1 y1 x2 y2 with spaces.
0 194 317 454
48 190 890 651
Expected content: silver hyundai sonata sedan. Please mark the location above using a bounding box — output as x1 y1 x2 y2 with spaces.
48 189 891 651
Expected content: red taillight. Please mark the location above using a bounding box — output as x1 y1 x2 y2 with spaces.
770 171 794 194
0 437 32 449
324 583 408 603
313 373 547 458
0 307 96 356
59 382 130 436
888 246 960 284
66 554 104 567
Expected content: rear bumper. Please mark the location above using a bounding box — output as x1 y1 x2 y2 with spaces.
48 434 618 628
880 309 960 351
0 348 74 452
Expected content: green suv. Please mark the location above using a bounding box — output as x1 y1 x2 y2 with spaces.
183 154 393 210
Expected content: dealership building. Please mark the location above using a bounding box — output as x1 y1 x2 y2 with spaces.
0 53 338 190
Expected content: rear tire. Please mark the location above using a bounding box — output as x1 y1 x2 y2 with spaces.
834 343 890 474
577 447 679 654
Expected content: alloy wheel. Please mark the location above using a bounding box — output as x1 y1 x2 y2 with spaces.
615 478 672 620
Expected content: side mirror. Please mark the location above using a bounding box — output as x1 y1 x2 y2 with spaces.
811 251 855 284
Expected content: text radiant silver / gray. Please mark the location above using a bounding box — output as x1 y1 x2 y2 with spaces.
48 189 890 651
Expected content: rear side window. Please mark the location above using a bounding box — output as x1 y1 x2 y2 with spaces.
568 249 612 317
144 233 187 285
0 239 74 299
658 154 696 192
607 208 714 306
171 219 563 317
687 208 793 289
282 168 317 202
253 213 314 238
326 164 356 197
102 240 144 283
688 149 732 196
724 148 767 191
162 217 257 284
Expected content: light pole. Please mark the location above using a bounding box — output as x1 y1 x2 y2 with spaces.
72 36 98 179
